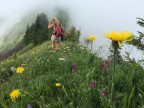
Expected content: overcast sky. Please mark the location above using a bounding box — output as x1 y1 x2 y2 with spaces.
1 0 144 38
0 0 144 61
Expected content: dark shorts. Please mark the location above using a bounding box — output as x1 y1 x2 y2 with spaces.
61 34 64 42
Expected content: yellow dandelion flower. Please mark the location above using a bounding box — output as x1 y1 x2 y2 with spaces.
55 83 61 87
16 66 25 73
88 35 96 41
103 31 133 47
10 89 21 102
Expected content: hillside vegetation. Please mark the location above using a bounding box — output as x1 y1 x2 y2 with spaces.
0 41 144 108
0 11 144 107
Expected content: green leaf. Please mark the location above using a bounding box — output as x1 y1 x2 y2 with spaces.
128 86 135 108
123 95 127 108
86 67 96 79
0 99 8 108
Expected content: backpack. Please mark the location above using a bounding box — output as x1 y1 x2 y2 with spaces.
55 25 62 37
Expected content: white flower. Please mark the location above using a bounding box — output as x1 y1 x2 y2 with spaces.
11 67 16 72
21 64 27 66
59 58 65 61
139 94 142 98
47 59 49 62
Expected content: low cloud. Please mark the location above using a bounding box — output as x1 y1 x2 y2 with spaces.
0 0 144 61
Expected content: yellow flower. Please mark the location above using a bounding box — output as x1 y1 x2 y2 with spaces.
88 35 96 41
16 66 25 73
10 89 21 102
55 83 61 87
103 31 133 47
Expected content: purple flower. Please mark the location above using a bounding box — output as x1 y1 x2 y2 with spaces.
104 60 110 68
90 81 95 89
100 60 111 71
105 60 110 65
102 89 107 96
100 63 105 71
72 64 78 73
27 104 32 108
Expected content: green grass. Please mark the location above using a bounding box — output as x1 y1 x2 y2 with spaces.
0 41 144 108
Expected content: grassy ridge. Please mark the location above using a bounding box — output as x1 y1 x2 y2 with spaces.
0 41 144 108
0 12 37 55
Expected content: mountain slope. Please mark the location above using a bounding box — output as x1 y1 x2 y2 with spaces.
0 41 144 108
0 12 37 54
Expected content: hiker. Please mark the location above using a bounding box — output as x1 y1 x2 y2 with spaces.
59 22 65 47
48 17 61 50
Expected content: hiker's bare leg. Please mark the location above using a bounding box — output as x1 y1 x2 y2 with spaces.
56 42 59 50
51 41 55 50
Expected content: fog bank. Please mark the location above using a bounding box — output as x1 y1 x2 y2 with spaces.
0 0 144 62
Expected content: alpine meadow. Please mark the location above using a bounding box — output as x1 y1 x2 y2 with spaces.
0 1 144 108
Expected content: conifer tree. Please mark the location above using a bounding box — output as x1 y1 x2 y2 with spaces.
23 24 30 45
33 13 49 45
24 13 51 45
128 18 144 51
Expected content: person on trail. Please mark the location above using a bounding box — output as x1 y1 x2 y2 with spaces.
48 17 61 50
59 22 65 47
